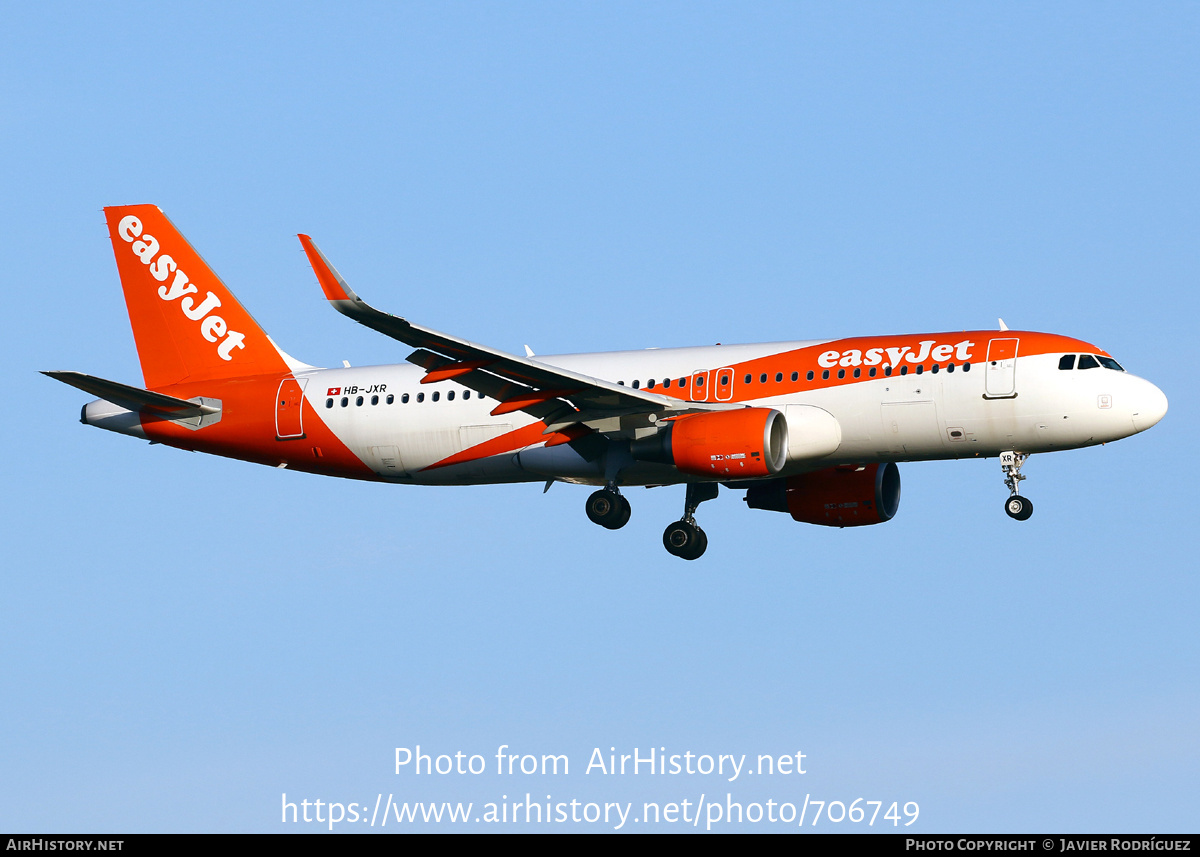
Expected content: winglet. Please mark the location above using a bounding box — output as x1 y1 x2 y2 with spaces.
298 234 358 302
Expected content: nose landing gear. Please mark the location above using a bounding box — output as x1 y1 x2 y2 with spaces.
663 482 718 560
1000 451 1033 521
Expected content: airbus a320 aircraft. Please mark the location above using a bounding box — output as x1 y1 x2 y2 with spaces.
47 205 1168 559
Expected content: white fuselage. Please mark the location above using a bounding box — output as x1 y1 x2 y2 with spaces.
293 340 1166 486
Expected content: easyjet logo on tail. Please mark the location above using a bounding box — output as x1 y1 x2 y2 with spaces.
117 215 246 361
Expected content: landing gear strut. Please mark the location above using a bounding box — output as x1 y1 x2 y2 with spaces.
586 484 631 530
663 482 718 560
1000 451 1033 521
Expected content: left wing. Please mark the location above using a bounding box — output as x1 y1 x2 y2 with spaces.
298 235 732 436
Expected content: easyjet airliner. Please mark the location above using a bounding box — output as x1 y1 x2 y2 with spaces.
47 205 1168 559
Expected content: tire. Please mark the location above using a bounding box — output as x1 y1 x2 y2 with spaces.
1004 495 1033 521
612 496 632 530
586 489 628 529
663 520 706 559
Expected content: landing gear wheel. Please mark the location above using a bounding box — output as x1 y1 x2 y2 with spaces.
663 520 708 560
614 496 632 529
586 489 630 530
1004 495 1033 521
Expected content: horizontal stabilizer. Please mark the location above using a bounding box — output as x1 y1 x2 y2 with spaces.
42 371 219 419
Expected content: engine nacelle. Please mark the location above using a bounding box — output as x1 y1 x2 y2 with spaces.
744 462 901 527
631 408 788 478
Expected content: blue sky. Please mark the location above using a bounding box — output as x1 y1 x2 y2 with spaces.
3 2 1196 832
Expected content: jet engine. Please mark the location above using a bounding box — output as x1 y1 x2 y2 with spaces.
631 408 788 478
744 462 901 527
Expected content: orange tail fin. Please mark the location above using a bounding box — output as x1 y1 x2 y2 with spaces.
104 205 291 388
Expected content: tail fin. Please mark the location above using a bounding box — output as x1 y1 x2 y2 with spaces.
104 205 291 388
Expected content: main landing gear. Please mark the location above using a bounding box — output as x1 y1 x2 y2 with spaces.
584 481 718 560
663 483 718 561
585 485 631 530
1000 450 1033 521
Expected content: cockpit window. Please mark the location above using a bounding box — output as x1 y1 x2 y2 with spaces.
1097 356 1124 371
1059 355 1075 370
1077 354 1100 370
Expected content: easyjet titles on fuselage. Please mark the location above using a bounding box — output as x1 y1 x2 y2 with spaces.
816 339 976 369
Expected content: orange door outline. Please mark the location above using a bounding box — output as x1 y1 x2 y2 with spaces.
275 377 308 439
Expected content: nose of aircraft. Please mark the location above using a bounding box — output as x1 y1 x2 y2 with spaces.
1131 378 1168 432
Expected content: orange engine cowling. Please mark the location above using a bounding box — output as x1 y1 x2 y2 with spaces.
743 462 901 527
631 408 788 478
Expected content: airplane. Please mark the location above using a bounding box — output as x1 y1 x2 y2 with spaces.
46 205 1169 560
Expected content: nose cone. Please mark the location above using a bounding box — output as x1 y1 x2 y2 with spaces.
1131 380 1168 432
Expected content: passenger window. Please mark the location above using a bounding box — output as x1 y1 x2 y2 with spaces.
884 366 893 377
387 394 395 404
720 374 729 385
417 392 425 403
900 366 908 376
760 373 767 383
931 364 939 374
632 380 640 389
371 395 379 405
915 365 924 375
696 376 705 387
963 362 971 372
947 363 955 373
463 390 471 399
401 393 409 404
325 398 333 408
806 371 814 381
822 370 830 380
355 396 363 406
791 372 798 382
1059 354 1076 370
869 367 877 377
744 374 752 384
775 372 783 382
432 391 440 401
647 379 656 389
447 390 455 401
340 397 348 407
1077 355 1100 370
853 368 861 378
837 369 845 379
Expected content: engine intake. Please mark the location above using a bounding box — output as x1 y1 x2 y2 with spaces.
744 462 901 527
